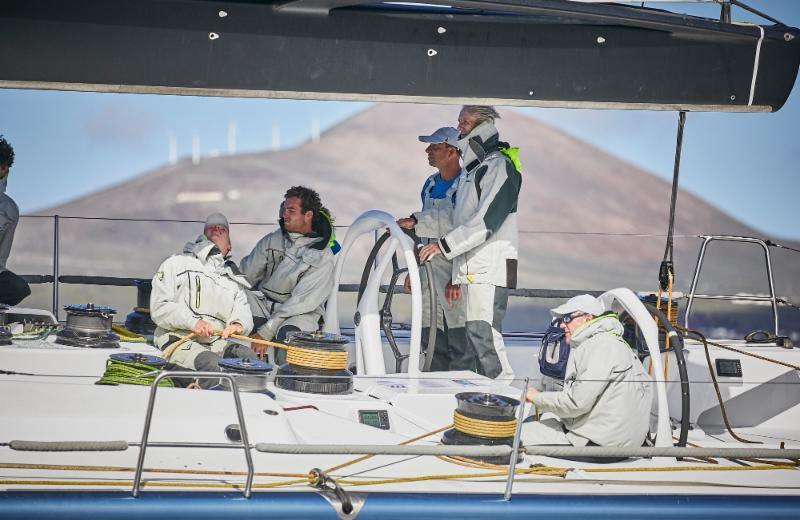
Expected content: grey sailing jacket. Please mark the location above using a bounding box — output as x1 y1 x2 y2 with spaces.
532 314 653 447
239 217 335 340
438 121 521 288
150 238 253 344
0 178 19 272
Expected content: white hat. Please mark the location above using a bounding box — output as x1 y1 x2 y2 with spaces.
550 294 604 318
418 127 460 148
204 212 229 230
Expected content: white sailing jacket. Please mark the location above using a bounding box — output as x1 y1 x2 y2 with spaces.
438 121 521 288
150 238 253 343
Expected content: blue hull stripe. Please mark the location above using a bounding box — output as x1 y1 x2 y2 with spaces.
1 491 799 519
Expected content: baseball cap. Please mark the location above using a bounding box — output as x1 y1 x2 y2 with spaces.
418 127 460 148
550 294 604 318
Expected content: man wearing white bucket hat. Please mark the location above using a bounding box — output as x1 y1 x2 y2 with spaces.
521 294 652 447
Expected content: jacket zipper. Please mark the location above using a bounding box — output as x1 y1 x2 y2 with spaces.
195 275 201 308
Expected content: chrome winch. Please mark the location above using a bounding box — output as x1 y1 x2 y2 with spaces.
441 392 523 465
219 357 273 392
55 303 120 349
274 330 353 395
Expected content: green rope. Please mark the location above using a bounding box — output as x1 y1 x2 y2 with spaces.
95 357 174 387
12 326 57 341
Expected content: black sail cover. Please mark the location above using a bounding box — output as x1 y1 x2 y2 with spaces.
0 0 799 111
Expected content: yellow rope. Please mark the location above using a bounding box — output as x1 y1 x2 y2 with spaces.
160 330 349 370
324 424 452 474
1 464 795 491
225 331 348 370
162 333 197 362
676 327 800 372
453 411 517 438
111 324 147 343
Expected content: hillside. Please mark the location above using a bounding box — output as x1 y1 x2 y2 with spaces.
11 104 799 305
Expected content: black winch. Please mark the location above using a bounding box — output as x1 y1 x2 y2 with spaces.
441 392 523 465
219 357 274 392
124 279 156 335
274 331 353 395
55 303 120 349
110 352 166 368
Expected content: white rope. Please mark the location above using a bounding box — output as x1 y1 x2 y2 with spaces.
748 25 765 106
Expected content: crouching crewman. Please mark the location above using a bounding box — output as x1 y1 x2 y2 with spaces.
522 294 652 447
150 213 257 386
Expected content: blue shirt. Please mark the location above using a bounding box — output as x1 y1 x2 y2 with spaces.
421 172 460 204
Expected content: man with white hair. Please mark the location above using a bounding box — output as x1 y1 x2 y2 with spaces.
522 294 653 447
150 213 257 385
419 105 521 380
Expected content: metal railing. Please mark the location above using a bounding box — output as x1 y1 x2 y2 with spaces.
684 235 780 335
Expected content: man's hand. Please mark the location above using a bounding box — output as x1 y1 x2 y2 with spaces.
525 387 539 403
192 319 214 337
249 332 268 356
221 322 244 339
397 217 416 230
419 243 442 261
403 274 411 294
444 283 461 305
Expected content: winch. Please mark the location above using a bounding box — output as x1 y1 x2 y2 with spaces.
274 331 353 395
219 358 273 392
124 279 156 335
441 392 522 465
55 303 120 349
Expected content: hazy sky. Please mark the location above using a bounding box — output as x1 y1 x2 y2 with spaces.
1 1 799 239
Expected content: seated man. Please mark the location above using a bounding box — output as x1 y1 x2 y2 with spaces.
522 294 652 447
240 186 336 363
0 135 31 306
150 213 257 385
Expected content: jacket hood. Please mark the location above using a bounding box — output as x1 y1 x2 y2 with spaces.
278 210 334 251
183 236 221 261
570 314 625 349
458 121 500 168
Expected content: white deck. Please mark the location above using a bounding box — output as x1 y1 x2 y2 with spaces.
1 329 798 499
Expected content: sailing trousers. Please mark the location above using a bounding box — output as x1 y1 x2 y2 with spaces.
463 283 514 380
421 255 470 372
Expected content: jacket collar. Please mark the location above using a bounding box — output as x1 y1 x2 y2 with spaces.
569 314 624 348
279 211 333 251
458 121 500 171
183 237 226 263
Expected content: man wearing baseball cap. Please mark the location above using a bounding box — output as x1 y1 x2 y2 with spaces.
397 127 470 372
521 294 653 447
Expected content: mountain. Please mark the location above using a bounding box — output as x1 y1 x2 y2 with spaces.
11 104 799 308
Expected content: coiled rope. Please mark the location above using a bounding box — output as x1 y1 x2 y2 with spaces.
453 411 517 438
162 330 348 370
227 331 348 370
111 324 147 343
95 357 174 387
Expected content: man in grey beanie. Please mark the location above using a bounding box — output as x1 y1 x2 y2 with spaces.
149 213 258 387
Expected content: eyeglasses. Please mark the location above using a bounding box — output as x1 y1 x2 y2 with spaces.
562 312 587 325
